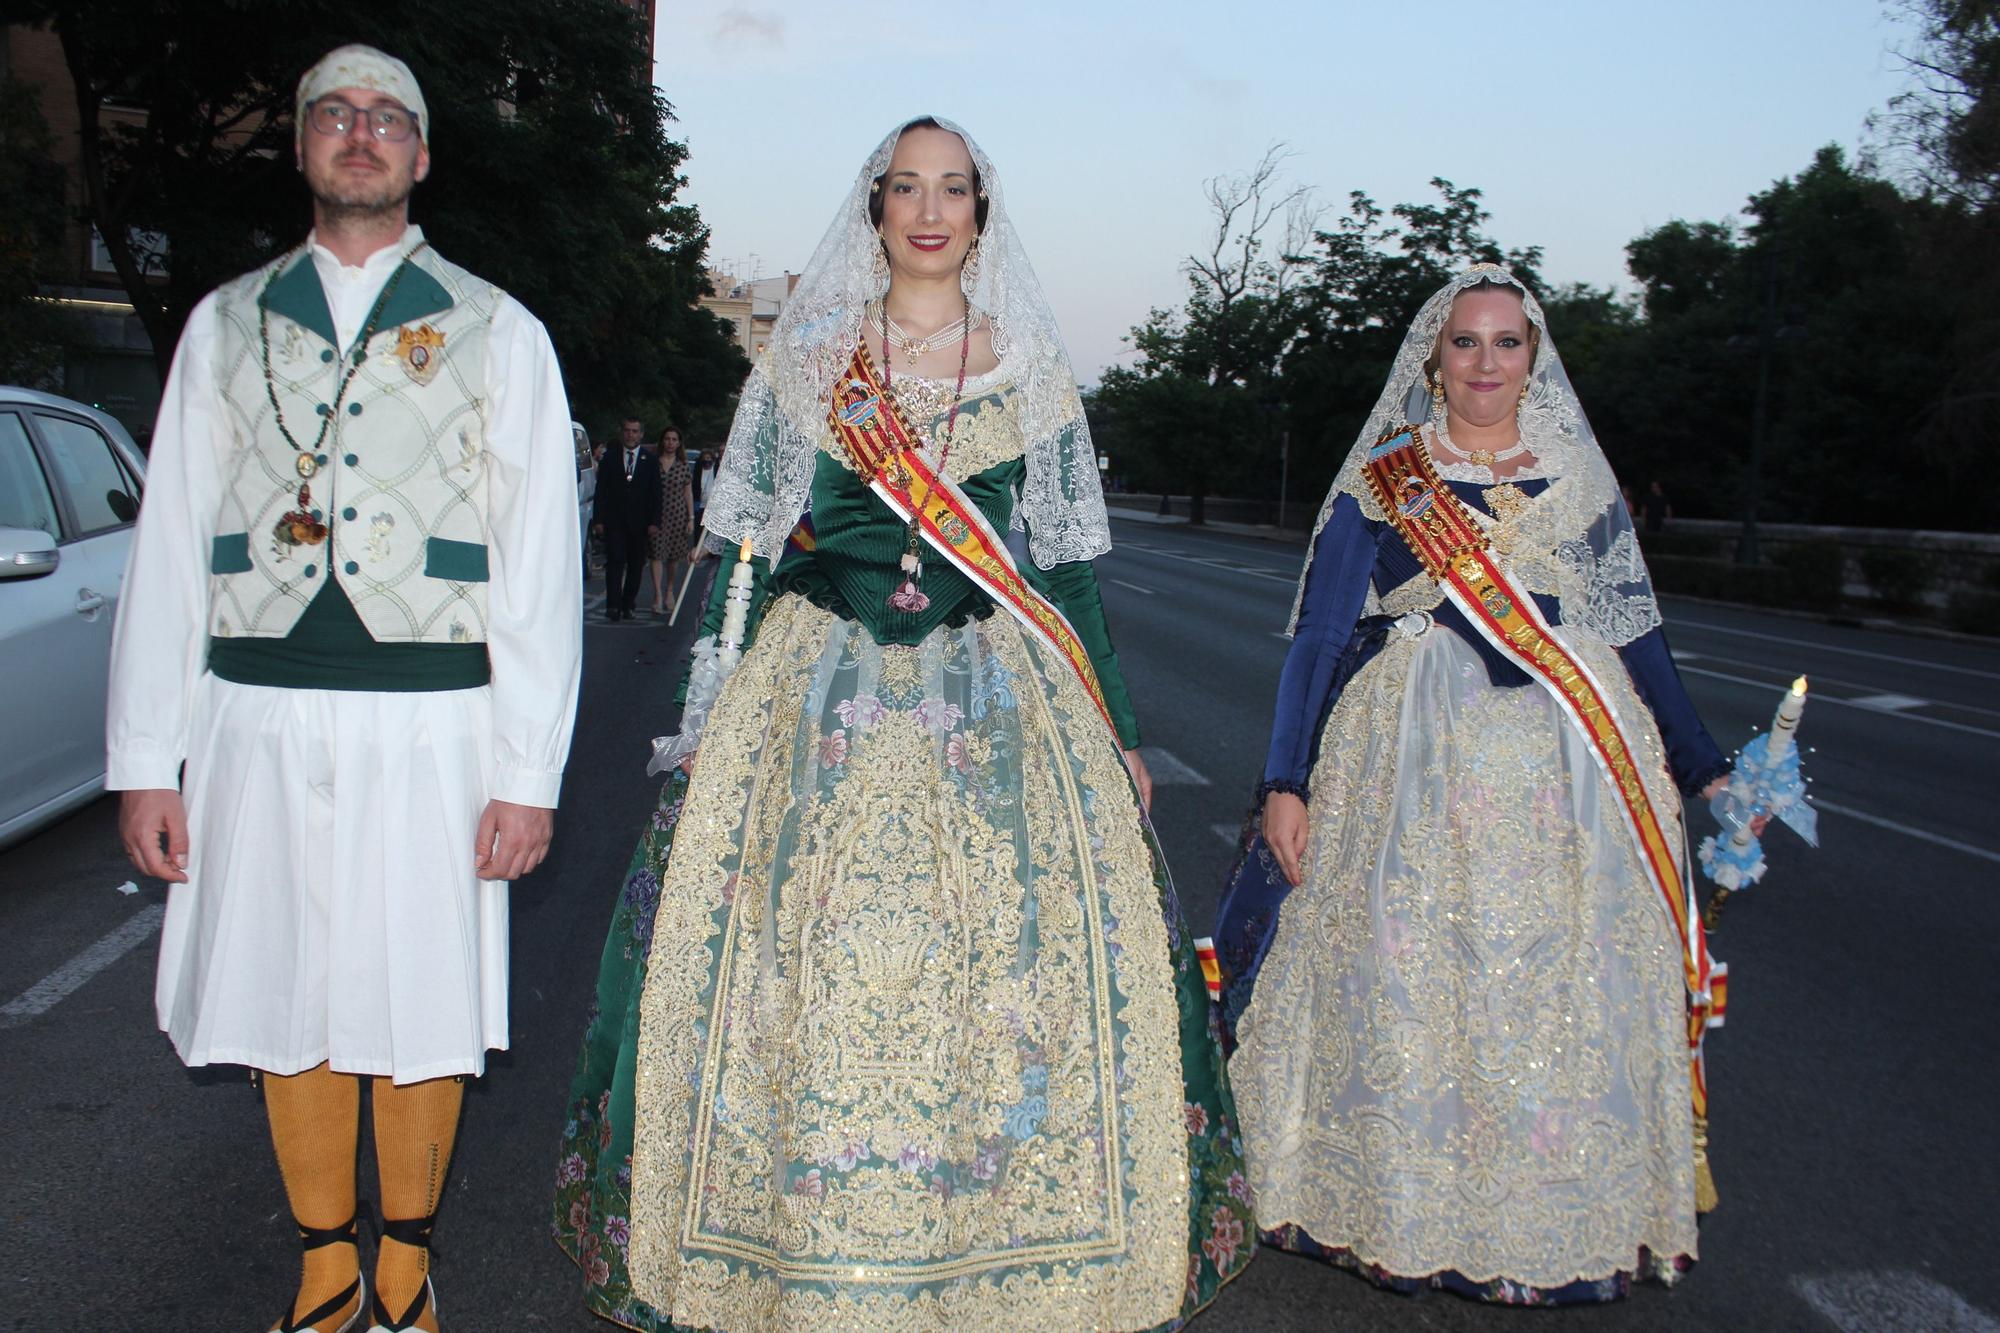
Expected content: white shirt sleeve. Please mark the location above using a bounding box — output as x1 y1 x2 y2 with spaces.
105 295 225 791
481 295 583 807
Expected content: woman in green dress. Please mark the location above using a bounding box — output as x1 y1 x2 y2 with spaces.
553 117 1253 1332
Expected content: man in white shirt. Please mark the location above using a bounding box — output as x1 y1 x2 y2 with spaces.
106 45 581 1333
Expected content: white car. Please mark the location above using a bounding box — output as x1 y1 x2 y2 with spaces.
573 420 595 572
0 388 146 848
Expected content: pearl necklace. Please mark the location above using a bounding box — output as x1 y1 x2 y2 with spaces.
875 303 977 358
1432 413 1530 468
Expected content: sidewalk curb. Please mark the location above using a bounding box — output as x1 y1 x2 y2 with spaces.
1108 509 1311 546
1656 593 1999 647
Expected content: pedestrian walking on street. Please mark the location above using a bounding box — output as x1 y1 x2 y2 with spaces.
106 44 582 1333
593 416 662 620
644 424 694 614
1216 265 1744 1304
1643 477 1674 533
551 116 1252 1332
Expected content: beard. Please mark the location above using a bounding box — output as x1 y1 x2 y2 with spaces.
303 148 416 223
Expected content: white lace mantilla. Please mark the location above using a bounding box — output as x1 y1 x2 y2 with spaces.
701 118 1110 570
1289 266 1661 650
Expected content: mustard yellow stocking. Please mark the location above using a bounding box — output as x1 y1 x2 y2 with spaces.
263 1062 362 1332
370 1074 463 1332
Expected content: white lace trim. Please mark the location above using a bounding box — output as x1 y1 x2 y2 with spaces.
699 118 1110 570
1290 266 1662 649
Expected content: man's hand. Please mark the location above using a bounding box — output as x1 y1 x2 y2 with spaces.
120 789 190 883
591 522 604 535
1263 790 1309 887
474 799 554 881
1123 748 1153 814
647 524 660 540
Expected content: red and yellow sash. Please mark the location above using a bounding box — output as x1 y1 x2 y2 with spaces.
825 341 1117 738
1362 427 1726 1120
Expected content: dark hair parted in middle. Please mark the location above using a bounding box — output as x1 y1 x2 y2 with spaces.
867 116 989 235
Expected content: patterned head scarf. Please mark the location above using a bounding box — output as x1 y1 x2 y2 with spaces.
295 44 429 150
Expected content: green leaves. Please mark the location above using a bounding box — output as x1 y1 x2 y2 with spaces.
24 0 746 421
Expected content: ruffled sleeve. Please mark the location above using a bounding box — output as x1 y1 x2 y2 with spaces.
1262 493 1379 794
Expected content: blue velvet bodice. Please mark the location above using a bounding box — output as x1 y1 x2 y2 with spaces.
1265 480 1728 796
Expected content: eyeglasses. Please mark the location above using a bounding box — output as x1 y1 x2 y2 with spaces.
306 99 420 143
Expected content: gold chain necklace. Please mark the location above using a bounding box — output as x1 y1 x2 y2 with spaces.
258 240 428 547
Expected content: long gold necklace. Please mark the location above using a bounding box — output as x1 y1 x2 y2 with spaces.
258 240 428 547
878 293 971 614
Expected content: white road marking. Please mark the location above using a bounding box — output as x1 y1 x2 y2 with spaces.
1671 650 1701 662
1108 579 1155 596
1212 823 1241 846
1850 693 1929 712
1675 663 2000 740
1137 748 1211 785
1816 799 2000 866
115 880 138 895
1115 543 1297 585
1793 1269 2000 1332
1672 615 2000 682
1271 631 1292 641
0 905 166 1029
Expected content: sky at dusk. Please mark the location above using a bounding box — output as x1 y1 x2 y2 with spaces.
652 1 1915 382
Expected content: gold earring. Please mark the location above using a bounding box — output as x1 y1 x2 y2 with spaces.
1517 381 1530 408
1430 375 1445 415
959 238 981 296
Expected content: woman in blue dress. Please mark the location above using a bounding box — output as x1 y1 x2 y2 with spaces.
1217 265 1734 1304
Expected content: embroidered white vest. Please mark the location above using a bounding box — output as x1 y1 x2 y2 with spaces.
207 244 503 644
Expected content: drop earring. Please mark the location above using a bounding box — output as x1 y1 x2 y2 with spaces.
959 238 982 297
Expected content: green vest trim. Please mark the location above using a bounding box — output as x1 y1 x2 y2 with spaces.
258 250 456 352
423 536 490 582
210 532 253 574
208 578 490 692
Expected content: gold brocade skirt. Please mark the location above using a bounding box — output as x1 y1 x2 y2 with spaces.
621 596 1222 1332
1232 625 1699 1288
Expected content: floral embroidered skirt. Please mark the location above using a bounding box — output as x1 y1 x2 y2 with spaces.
555 596 1252 1332
1215 627 1698 1301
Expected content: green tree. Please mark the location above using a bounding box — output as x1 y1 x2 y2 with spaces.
1 0 746 421
0 76 71 384
1092 147 1316 523
1276 179 1543 509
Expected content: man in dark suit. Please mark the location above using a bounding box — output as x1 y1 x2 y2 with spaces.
592 416 661 620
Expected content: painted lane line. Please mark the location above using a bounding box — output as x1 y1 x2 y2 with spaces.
1212 823 1242 846
0 904 165 1029
1674 663 2000 740
1814 798 2000 866
1663 649 2000 721
1108 579 1155 596
1669 615 2000 682
1793 1269 2000 1332
1271 631 1293 642
1137 748 1212 786
1116 545 1297 585
1849 693 1929 712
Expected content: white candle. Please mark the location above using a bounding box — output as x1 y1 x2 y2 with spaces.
717 537 755 669
1770 676 1808 754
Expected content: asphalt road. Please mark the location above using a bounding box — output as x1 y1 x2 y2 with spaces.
4 516 1997 1332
